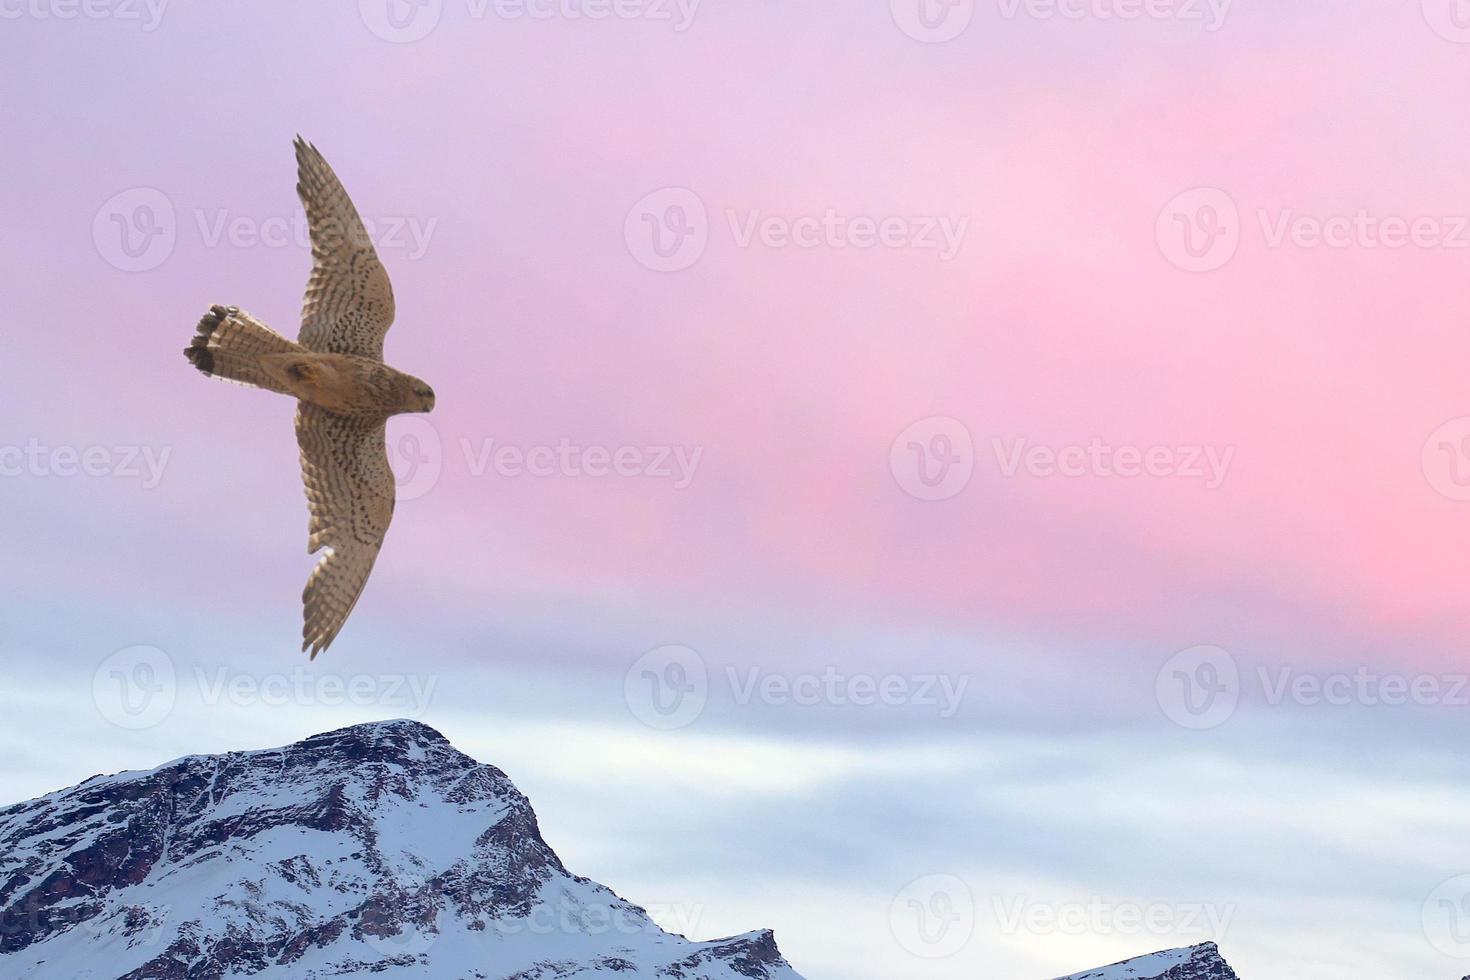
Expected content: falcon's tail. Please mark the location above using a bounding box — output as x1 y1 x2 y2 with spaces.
185 305 301 393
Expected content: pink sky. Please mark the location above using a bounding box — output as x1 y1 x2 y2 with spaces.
10 2 1468 665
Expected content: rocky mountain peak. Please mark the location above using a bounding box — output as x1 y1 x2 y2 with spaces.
0 722 803 980
301 717 450 752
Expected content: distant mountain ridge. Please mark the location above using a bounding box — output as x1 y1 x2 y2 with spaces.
0 719 801 979
1055 942 1240 979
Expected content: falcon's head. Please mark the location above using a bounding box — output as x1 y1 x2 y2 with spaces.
399 375 436 413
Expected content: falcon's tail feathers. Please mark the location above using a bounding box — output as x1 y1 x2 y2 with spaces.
185 305 301 393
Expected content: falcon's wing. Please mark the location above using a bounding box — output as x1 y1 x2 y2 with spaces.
296 403 396 658
294 136 395 360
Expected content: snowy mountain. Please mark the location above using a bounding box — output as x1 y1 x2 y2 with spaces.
1054 942 1239 980
0 719 803 979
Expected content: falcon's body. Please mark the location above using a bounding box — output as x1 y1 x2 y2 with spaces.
263 349 432 417
184 137 434 657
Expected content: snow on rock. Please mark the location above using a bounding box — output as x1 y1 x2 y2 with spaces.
0 719 804 980
1053 942 1240 980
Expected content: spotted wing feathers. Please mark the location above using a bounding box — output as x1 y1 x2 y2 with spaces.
294 136 395 360
296 403 396 657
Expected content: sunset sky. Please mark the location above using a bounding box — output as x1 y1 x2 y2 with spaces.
3 2 1470 978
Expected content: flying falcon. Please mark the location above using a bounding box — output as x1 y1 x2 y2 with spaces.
184 136 435 658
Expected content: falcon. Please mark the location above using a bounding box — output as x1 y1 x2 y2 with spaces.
184 137 435 658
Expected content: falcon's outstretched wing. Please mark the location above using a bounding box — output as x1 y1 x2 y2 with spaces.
294 136 395 360
296 403 396 658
